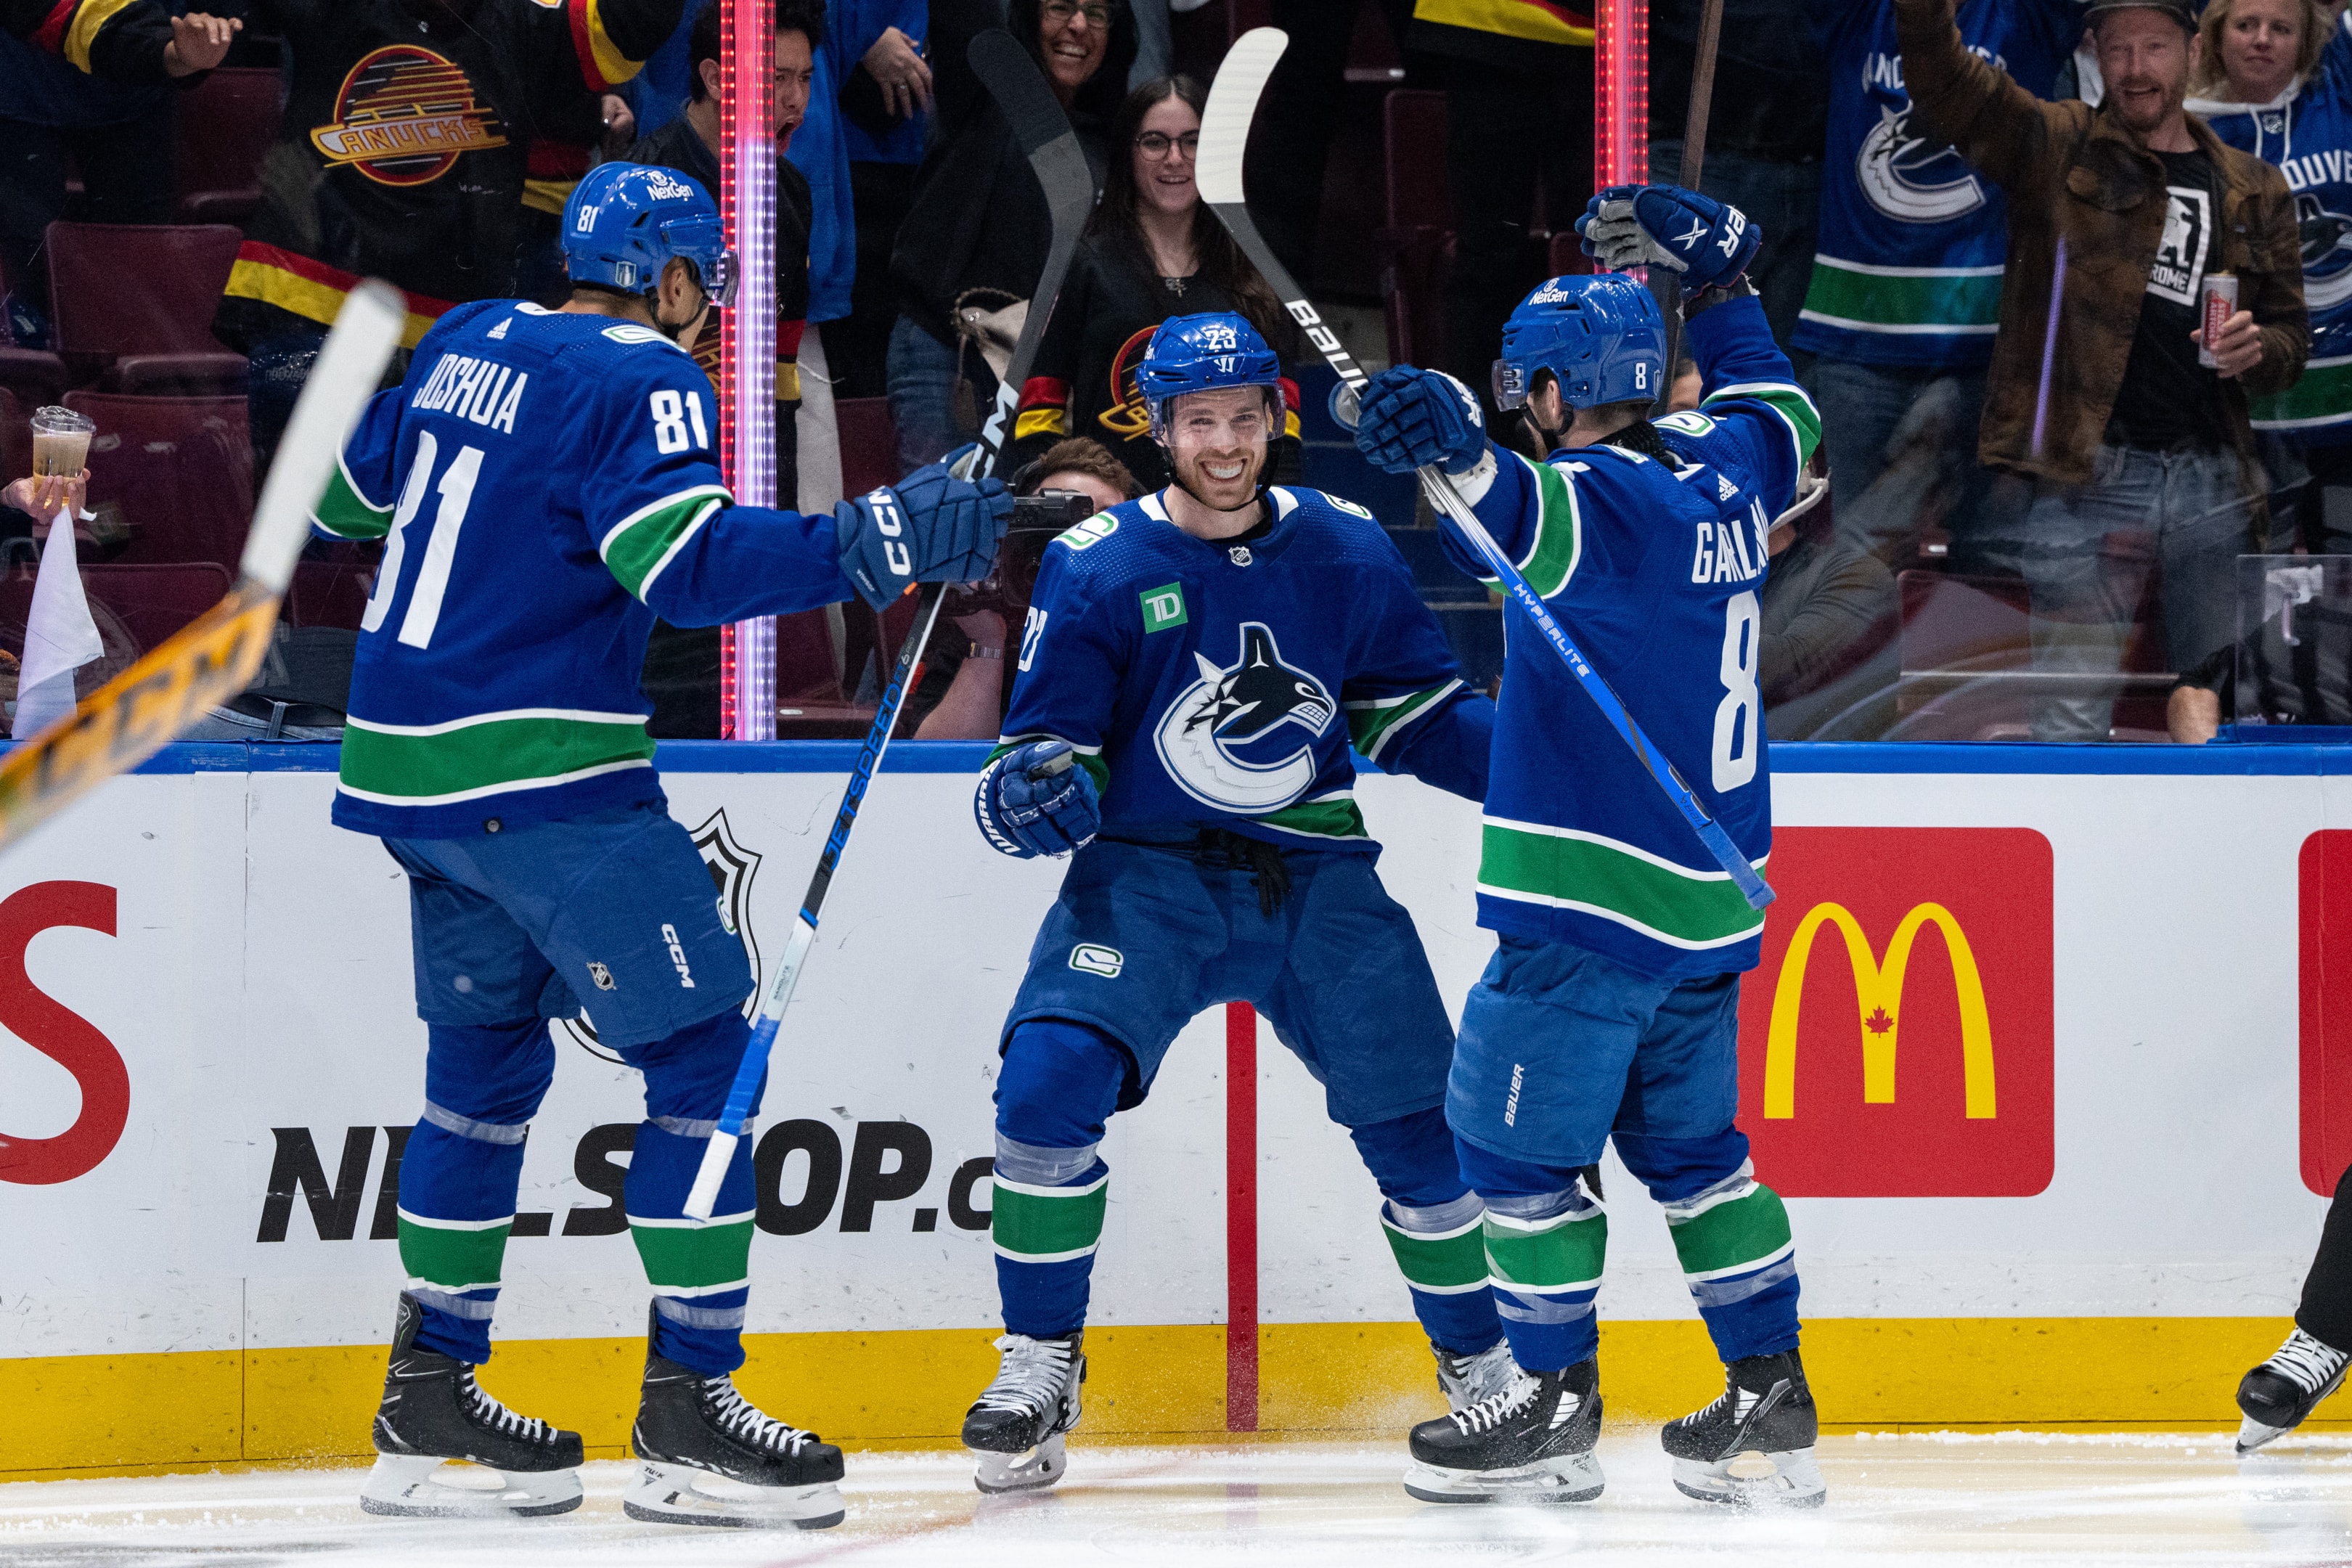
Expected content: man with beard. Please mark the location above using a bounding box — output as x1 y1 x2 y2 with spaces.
211 0 685 473
1897 0 2308 740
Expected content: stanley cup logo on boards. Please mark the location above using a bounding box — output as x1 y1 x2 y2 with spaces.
1735 828 2054 1196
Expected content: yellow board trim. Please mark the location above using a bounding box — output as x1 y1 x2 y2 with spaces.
62 0 140 73
0 1317 2333 1479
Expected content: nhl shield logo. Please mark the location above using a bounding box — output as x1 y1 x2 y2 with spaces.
1151 621 1336 812
559 809 762 1061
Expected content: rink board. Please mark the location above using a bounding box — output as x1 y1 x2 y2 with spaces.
0 739 2348 1475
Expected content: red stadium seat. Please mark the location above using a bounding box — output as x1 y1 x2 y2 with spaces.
0 388 26 486
1379 91 1452 369
61 392 253 568
835 396 901 499
45 222 248 393
173 68 281 224
81 562 233 650
0 348 70 409
289 557 376 630
1384 90 1449 229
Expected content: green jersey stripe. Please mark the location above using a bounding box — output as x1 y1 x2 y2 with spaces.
1479 819 1768 950
601 488 730 600
1482 1208 1606 1291
1257 796 1367 841
1798 257 2004 333
1706 381 1823 467
1498 454 1582 600
1348 679 1463 762
992 1177 1108 1261
313 454 393 541
340 711 656 804
1666 1185 1794 1279
397 1213 511 1289
629 1215 755 1290
2252 354 2352 430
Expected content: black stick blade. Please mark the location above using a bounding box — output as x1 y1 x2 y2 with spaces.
969 29 1071 158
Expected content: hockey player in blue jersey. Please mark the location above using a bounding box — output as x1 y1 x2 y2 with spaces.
1352 185 1826 1508
957 311 1509 1493
314 162 1010 1528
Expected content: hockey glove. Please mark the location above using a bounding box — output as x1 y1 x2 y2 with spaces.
974 740 1101 859
835 462 1014 610
1576 184 1760 296
1352 367 1487 477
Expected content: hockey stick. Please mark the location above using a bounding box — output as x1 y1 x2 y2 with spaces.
1199 29 1771 911
0 282 403 854
682 30 1098 1219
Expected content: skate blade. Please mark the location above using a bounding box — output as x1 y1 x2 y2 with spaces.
973 1433 1069 1495
359 1453 582 1519
1670 1448 1826 1508
620 1462 844 1530
1400 1453 1605 1506
2237 1414 2296 1456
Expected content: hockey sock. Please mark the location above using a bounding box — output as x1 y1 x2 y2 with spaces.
1616 1131 1800 1362
397 1020 555 1364
992 1018 1127 1337
1481 1186 1607 1372
623 1008 760 1377
1352 1109 1500 1355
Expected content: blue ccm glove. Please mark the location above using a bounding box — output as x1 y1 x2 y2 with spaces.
974 740 1101 859
835 462 1015 609
1576 183 1760 296
1351 366 1487 478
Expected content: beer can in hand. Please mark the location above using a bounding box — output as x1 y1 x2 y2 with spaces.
2200 272 2239 369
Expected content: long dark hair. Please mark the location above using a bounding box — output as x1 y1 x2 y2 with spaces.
1086 75 1285 345
1005 0 1139 129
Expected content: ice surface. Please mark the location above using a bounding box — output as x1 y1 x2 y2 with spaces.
3 1433 2351 1567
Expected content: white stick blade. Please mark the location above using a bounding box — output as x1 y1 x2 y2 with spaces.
682 1130 738 1222
1196 28 1289 208
240 281 405 595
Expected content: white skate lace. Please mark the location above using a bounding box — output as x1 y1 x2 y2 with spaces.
2266 1330 2350 1396
1449 1371 1542 1435
702 1374 817 1455
974 1333 1076 1418
1437 1341 1519 1408
457 1370 551 1445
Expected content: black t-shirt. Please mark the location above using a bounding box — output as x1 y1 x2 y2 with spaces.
2106 147 2229 452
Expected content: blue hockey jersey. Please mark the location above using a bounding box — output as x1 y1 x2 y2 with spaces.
316 299 857 838
995 487 1495 850
2192 14 2352 440
1445 293 1818 978
1792 0 2079 367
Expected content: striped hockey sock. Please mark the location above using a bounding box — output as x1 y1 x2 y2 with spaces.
395 1107 528 1364
626 1119 755 1376
1662 1161 1800 1362
992 1139 1109 1339
1482 1185 1607 1372
1381 1193 1503 1355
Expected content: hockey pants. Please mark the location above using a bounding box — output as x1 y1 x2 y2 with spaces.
989 1016 1502 1355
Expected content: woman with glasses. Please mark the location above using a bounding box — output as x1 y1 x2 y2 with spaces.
1005 75 1300 493
885 0 1137 471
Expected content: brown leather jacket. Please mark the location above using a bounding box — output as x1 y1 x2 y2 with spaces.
1895 0 2307 500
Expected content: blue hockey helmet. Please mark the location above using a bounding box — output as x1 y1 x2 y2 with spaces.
1493 274 1665 412
561 163 740 308
1138 311 1283 442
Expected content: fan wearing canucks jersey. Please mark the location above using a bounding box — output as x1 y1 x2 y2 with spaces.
1796 0 2078 571
317 163 1010 1530
1354 186 1826 1508
2192 9 2352 550
955 312 1509 1495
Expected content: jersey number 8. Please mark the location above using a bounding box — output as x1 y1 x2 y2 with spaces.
1711 589 1760 793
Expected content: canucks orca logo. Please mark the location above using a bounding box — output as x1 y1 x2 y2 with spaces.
1153 622 1336 812
2299 193 2352 311
1858 105 1985 224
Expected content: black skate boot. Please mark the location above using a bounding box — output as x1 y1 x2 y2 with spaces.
1402 1358 1605 1503
962 1331 1086 1493
1662 1349 1825 1507
359 1292 584 1519
2237 1328 2350 1454
1432 1339 1518 1411
624 1316 846 1530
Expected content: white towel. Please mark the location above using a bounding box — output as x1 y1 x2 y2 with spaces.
12 510 103 739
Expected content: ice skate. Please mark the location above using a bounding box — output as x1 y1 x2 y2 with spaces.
1662 1349 1826 1507
359 1293 584 1519
1432 1338 1518 1410
963 1331 1086 1493
2237 1328 2350 1454
1402 1359 1605 1504
624 1329 846 1529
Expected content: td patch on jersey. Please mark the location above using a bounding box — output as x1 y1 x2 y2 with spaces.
1152 622 1336 813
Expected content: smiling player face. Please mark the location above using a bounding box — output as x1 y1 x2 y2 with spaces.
1164 387 1271 511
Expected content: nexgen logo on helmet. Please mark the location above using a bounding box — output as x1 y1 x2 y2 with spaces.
560 163 742 310
1491 273 1667 414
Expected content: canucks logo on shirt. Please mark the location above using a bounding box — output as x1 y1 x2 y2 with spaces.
1153 622 1337 812
1857 104 1985 223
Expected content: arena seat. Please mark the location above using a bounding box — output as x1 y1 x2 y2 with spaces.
173 68 281 224
1379 91 1452 372
289 557 375 630
82 562 234 650
45 222 248 394
60 392 253 568
835 397 901 499
0 388 26 486
0 347 71 409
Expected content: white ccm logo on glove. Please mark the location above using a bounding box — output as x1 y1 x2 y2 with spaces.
866 486 912 576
